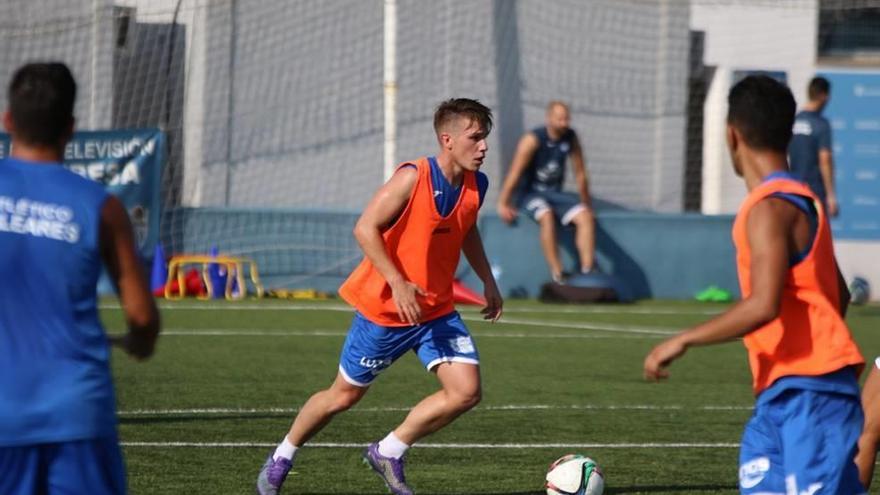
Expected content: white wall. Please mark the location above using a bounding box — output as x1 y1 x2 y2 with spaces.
692 0 818 214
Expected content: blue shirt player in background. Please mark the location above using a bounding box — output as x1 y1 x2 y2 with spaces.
789 76 838 217
496 101 596 283
0 63 160 494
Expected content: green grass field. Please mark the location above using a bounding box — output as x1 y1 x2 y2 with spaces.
100 299 880 494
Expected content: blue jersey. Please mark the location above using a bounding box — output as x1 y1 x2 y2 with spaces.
404 157 488 217
521 126 576 194
788 110 832 203
0 157 115 446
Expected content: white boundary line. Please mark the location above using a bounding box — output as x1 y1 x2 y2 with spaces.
118 404 752 416
120 441 740 449
142 328 664 339
489 317 676 335
100 303 722 316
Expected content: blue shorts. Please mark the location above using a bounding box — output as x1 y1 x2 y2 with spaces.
0 435 126 495
518 190 586 225
738 388 864 495
339 311 479 387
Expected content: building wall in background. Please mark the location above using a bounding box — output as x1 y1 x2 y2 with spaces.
183 0 690 212
691 0 818 215
0 0 115 129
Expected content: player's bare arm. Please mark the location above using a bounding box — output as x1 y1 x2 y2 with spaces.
857 363 880 488
644 199 795 381
100 195 160 360
835 260 851 318
496 133 540 223
352 166 424 324
570 136 591 207
818 148 838 217
461 225 503 322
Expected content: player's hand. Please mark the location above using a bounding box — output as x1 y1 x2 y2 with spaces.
643 336 688 382
109 330 156 360
482 281 503 322
497 203 518 224
827 194 840 218
390 278 426 325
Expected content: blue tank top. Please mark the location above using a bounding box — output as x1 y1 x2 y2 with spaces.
0 157 115 446
402 158 488 217
522 126 576 193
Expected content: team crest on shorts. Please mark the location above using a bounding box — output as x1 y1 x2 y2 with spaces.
450 336 474 354
739 456 769 489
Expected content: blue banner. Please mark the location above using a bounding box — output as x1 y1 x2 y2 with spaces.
818 70 880 240
0 129 165 255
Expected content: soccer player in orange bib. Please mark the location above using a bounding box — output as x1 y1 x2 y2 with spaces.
643 76 865 494
257 99 502 495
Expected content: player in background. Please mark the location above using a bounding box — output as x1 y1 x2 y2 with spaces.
257 98 502 495
789 76 838 217
496 101 595 283
0 63 160 494
855 358 880 489
643 76 865 494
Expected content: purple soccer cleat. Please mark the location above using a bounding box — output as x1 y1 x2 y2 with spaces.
363 442 414 495
255 453 292 495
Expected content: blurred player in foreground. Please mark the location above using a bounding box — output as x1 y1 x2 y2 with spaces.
0 62 160 494
257 98 502 495
855 357 880 489
644 75 865 494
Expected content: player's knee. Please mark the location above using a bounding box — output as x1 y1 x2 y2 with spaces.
448 386 481 412
571 207 593 226
328 387 364 413
538 213 556 231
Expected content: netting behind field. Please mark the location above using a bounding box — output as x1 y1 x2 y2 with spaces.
8 1 875 289
0 0 697 289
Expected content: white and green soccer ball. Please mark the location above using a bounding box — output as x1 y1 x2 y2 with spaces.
545 454 604 495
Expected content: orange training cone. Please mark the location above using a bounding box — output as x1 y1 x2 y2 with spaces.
453 279 486 306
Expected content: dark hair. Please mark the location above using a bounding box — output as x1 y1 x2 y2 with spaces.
7 62 76 147
808 76 830 100
727 75 795 153
433 98 493 135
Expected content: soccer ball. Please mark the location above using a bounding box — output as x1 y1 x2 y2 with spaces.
850 276 871 306
545 454 604 495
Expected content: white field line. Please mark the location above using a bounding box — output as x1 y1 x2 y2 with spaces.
121 441 740 449
488 317 676 335
136 328 663 339
100 302 722 316
108 313 679 337
118 404 753 417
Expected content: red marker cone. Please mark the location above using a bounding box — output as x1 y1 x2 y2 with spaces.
453 279 486 306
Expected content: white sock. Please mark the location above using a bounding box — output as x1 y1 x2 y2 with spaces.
377 432 410 459
273 436 299 462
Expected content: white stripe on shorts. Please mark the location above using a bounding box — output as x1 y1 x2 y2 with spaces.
338 365 371 388
526 197 551 221
426 356 480 371
561 203 587 226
